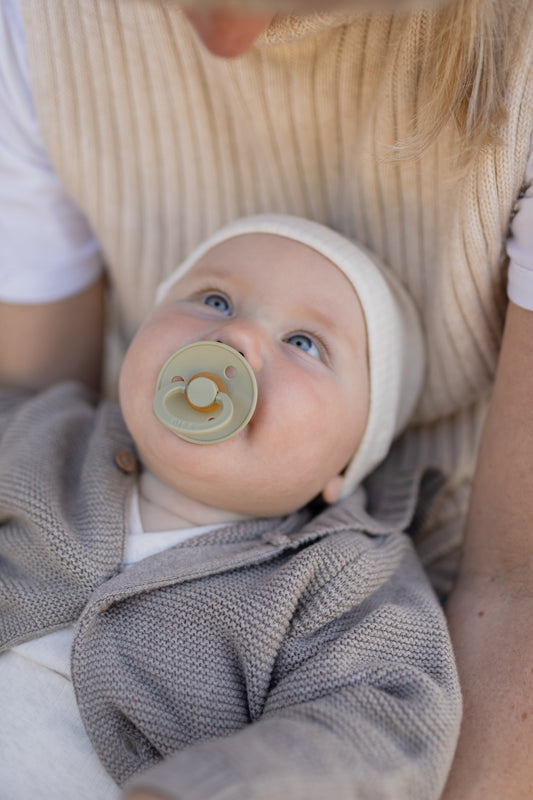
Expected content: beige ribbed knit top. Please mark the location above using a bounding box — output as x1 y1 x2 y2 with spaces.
19 1 533 584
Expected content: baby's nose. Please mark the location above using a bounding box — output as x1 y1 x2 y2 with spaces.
208 321 264 374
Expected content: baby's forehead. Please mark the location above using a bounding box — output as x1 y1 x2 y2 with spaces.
175 235 363 310
181 232 359 282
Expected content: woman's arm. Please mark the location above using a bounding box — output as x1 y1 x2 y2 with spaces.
1 2 106 393
444 300 533 798
0 276 105 392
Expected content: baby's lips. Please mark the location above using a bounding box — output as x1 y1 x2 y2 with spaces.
152 341 258 444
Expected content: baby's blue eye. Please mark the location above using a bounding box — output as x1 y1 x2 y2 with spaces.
285 333 321 360
202 293 231 315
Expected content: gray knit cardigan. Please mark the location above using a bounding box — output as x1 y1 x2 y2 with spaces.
0 383 461 800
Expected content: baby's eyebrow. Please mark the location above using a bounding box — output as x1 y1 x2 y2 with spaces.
185 267 249 291
295 304 345 336
191 265 240 280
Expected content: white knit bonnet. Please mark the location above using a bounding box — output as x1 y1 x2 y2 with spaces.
156 214 425 498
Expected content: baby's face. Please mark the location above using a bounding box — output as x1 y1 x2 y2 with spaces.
119 233 369 516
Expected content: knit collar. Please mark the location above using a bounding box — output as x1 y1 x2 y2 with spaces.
257 10 361 46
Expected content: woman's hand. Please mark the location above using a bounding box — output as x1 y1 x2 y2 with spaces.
443 300 533 798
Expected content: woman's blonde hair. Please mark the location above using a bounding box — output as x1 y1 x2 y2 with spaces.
173 0 518 157
401 0 516 159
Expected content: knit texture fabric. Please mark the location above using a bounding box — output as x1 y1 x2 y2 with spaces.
19 1 533 592
0 384 132 647
0 384 461 800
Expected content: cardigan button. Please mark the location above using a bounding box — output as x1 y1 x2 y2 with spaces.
114 450 137 474
122 734 141 757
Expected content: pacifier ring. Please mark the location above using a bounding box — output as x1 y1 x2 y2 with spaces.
153 342 258 444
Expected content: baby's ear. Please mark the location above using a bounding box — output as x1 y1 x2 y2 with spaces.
321 474 344 505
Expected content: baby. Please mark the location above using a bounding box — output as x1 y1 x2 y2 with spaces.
0 215 460 800
123 213 424 522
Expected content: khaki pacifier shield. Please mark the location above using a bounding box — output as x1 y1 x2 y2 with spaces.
153 342 258 444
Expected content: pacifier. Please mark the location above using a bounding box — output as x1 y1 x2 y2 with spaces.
153 341 258 444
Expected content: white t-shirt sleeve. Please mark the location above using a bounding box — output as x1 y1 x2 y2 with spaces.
507 138 533 310
0 0 103 304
